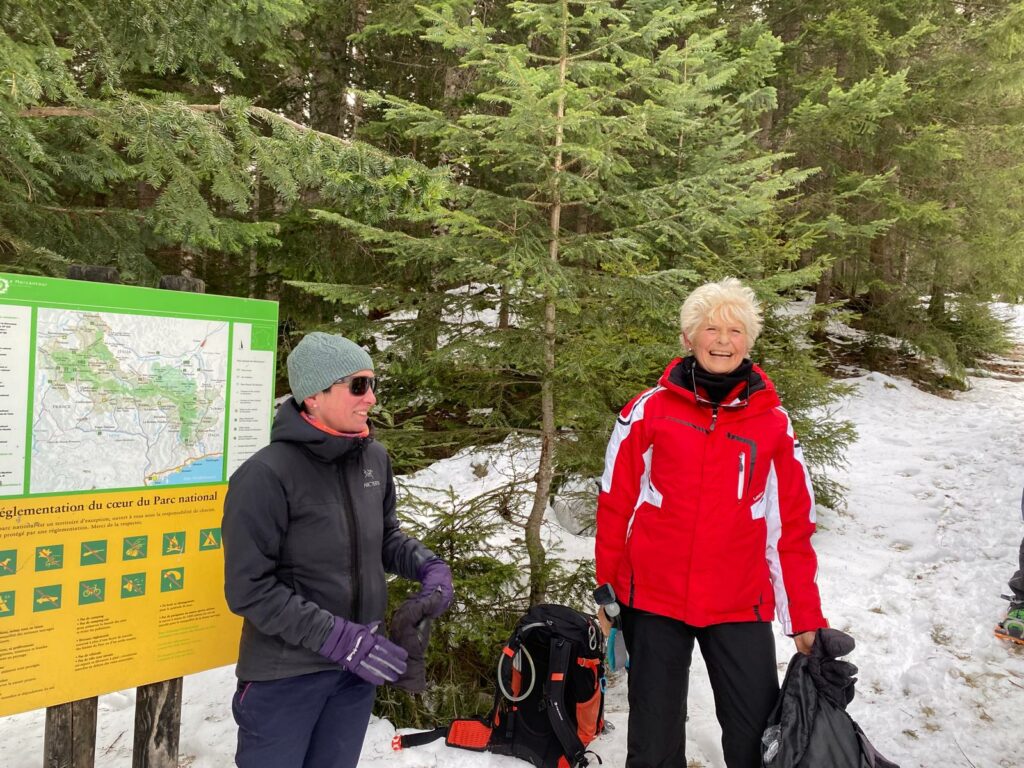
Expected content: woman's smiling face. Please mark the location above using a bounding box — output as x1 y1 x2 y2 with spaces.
684 311 751 374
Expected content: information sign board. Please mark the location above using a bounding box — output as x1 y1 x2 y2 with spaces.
0 273 277 715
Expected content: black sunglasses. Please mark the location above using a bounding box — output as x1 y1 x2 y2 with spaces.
330 375 377 396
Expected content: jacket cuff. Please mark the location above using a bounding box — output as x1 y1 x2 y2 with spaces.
305 610 338 652
789 616 828 637
410 547 434 574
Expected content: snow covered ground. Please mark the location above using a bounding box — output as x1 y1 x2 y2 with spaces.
2 305 1023 767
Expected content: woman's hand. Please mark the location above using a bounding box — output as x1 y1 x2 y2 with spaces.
794 630 817 655
597 606 613 637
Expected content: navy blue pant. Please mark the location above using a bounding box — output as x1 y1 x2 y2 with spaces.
232 669 376 768
619 606 779 768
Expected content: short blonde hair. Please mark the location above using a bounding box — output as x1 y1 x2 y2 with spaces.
679 277 762 347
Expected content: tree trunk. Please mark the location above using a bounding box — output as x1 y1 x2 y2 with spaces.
443 46 477 114
248 172 261 299
349 0 368 136
765 0 802 149
414 294 443 354
927 255 946 322
526 0 569 607
867 232 893 311
815 263 833 306
309 18 349 138
498 285 510 330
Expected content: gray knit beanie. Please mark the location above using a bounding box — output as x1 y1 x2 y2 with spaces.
287 332 374 403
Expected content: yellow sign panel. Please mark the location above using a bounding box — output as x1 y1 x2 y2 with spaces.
0 486 240 716
0 273 277 716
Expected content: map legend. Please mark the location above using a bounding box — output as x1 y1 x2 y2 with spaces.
0 303 31 497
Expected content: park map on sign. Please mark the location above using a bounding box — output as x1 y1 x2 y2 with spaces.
31 309 229 493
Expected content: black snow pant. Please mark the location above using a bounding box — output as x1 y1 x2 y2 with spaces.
619 605 779 768
1009 535 1024 607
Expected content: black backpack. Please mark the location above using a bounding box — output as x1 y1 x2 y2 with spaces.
393 603 606 768
761 629 899 768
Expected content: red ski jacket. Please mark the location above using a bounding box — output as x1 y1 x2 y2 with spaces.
595 358 826 635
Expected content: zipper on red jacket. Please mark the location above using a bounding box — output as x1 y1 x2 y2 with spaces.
709 405 719 432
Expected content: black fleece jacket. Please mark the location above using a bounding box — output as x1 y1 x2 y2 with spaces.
222 398 433 681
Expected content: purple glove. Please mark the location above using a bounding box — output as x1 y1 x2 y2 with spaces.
318 617 408 685
416 557 454 618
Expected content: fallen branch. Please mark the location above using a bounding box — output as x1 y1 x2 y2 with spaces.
102 729 125 756
954 737 977 768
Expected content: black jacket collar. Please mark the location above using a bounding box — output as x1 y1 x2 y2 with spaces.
669 356 759 405
270 398 367 462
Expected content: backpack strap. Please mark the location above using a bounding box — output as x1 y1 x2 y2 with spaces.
391 727 447 751
545 637 589 767
392 718 495 752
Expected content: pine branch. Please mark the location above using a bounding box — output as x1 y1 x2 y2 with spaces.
19 104 353 148
248 107 352 146
39 205 146 218
18 107 100 118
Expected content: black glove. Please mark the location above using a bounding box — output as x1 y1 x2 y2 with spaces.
388 590 447 693
807 628 858 709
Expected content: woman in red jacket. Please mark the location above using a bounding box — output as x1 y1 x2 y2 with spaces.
595 278 827 768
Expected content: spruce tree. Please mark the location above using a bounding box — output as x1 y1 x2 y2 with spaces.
305 0 846 603
754 0 1024 378
0 0 444 298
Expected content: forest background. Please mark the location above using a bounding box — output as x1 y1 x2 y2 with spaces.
3 0 1024 725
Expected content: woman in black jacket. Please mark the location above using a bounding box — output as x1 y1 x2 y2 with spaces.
223 332 454 768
